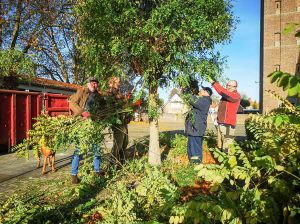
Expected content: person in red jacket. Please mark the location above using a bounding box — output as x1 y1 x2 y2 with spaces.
208 79 241 151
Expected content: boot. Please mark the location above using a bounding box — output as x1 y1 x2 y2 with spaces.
71 175 80 184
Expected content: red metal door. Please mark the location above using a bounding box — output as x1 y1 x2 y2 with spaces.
0 90 42 153
0 92 11 151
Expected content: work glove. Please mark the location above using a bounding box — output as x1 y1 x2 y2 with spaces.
82 111 90 119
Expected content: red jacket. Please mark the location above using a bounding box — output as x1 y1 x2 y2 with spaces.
212 82 241 127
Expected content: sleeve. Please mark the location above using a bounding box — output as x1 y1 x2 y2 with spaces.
69 89 84 115
212 82 240 103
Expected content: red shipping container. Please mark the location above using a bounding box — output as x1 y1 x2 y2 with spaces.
0 90 71 153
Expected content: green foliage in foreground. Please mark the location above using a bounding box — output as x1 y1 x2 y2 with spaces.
268 70 300 97
2 94 300 223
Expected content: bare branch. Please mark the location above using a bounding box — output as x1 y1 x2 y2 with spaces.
10 0 23 50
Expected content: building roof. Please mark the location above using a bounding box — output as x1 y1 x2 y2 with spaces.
19 75 82 91
163 93 184 108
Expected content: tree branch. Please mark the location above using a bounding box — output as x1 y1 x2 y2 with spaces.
10 0 23 50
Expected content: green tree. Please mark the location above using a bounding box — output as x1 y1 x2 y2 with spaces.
0 0 83 83
252 100 258 109
0 49 35 88
76 0 236 165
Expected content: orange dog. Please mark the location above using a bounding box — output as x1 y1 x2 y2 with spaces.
36 145 56 175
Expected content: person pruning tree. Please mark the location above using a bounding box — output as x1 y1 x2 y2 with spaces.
207 77 241 152
69 77 103 184
185 86 212 164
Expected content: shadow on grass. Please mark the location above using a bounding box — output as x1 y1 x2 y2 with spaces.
25 177 108 223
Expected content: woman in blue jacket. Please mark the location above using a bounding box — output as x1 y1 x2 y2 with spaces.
185 87 212 164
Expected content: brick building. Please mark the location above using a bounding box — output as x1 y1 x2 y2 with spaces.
260 0 300 112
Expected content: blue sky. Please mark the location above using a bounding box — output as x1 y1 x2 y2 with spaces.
159 0 261 102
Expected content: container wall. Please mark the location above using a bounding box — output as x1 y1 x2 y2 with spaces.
44 93 70 116
0 90 69 153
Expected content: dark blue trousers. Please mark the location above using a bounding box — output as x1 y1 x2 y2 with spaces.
187 136 203 164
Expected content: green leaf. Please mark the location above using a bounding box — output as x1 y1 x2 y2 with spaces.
274 116 283 126
169 216 174 223
277 73 290 87
275 165 285 171
228 156 237 168
165 55 171 62
288 83 300 96
289 76 299 88
270 71 282 83
267 71 279 77
173 216 180 224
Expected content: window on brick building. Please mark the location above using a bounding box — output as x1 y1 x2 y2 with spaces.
275 0 281 15
274 64 281 71
274 32 281 47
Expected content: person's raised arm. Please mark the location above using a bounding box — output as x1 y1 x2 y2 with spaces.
212 82 240 103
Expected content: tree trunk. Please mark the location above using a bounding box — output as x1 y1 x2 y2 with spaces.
148 82 161 165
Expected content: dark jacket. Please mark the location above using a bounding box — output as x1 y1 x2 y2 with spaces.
212 82 241 126
185 96 212 136
105 90 132 125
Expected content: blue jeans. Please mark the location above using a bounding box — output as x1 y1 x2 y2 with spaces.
71 144 101 175
187 136 203 164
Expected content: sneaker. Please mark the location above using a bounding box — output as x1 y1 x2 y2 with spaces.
71 175 80 184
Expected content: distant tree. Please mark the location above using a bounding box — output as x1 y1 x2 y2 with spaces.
252 100 258 109
0 50 35 88
0 50 35 77
240 98 251 108
77 0 236 165
239 93 251 108
0 0 83 83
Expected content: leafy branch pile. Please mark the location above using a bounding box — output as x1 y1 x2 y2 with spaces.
13 114 107 159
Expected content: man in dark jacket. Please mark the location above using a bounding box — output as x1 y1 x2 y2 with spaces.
69 77 102 184
208 79 241 151
185 87 212 164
